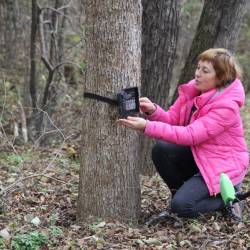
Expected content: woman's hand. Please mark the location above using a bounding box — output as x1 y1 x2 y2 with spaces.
117 116 147 131
139 97 156 115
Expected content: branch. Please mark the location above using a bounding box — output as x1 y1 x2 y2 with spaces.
53 60 85 74
0 173 73 197
41 56 53 72
0 104 76 209
41 60 84 109
39 0 73 22
39 1 75 34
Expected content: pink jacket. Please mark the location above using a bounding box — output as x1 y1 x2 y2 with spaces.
144 79 249 196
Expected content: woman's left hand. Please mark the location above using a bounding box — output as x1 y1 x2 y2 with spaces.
117 116 147 131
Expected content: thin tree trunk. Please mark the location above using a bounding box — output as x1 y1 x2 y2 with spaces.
172 0 247 103
30 0 38 111
140 0 180 175
4 0 17 68
57 1 67 63
78 0 142 223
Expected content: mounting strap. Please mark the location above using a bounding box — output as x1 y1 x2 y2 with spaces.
84 92 118 106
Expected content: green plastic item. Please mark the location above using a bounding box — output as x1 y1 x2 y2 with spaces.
220 173 236 205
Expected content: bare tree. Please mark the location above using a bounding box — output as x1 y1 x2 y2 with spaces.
78 0 142 223
172 0 247 103
140 0 180 175
28 0 72 143
36 0 68 139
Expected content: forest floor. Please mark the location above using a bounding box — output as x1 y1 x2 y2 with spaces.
1 96 250 250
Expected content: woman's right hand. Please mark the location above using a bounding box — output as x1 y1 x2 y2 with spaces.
139 97 156 115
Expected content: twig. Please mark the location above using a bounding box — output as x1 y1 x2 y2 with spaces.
0 80 19 155
39 0 74 33
1 173 73 197
31 106 67 145
224 231 243 248
0 104 74 197
199 238 209 249
22 106 75 174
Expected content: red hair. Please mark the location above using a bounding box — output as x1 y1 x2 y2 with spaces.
197 48 242 87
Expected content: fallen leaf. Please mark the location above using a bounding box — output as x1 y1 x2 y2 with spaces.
179 239 192 247
31 216 41 226
143 238 162 246
0 228 10 240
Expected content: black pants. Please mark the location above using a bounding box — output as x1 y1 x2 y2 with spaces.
152 141 226 218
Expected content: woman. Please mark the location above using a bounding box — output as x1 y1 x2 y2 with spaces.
118 48 249 219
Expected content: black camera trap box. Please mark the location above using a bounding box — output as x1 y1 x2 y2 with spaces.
117 87 139 118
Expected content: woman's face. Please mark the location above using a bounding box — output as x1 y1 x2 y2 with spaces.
194 60 218 92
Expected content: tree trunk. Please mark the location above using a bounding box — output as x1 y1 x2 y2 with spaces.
78 1 142 223
140 0 180 175
171 0 247 103
30 0 38 111
57 0 67 63
4 0 18 68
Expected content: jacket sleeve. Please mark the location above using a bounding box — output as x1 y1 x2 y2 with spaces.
146 96 182 125
144 104 238 145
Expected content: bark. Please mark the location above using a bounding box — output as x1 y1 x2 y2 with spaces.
49 0 59 65
0 0 18 68
57 1 67 63
172 0 247 103
140 0 180 175
0 2 7 67
78 0 142 223
4 0 18 68
30 0 38 111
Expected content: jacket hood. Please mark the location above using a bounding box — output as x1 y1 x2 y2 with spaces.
221 78 245 107
179 78 245 108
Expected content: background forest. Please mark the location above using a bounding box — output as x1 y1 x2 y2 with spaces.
1 0 250 249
